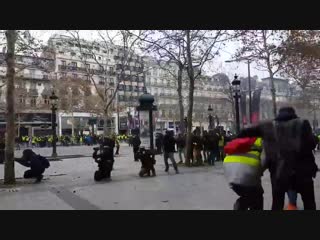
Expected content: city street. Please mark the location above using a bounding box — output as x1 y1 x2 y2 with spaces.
0 144 320 210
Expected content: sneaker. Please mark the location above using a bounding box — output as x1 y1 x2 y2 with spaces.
286 203 297 210
165 168 169 172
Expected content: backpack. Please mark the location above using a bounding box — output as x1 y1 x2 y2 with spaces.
38 155 50 169
224 137 257 155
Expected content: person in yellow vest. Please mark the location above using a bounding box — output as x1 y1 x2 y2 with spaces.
113 134 120 155
224 137 266 210
217 130 225 161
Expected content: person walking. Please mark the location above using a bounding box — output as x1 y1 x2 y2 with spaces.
132 134 141 162
163 130 179 174
176 133 186 164
202 131 209 163
238 107 318 210
218 130 226 161
192 130 203 166
224 137 265 210
207 130 220 166
113 134 120 155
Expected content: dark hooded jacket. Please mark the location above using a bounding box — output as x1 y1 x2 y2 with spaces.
238 107 318 183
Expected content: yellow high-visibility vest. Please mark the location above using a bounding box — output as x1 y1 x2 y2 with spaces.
218 136 225 147
223 138 263 186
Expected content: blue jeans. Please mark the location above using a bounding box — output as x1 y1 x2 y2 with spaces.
208 150 217 165
287 190 297 205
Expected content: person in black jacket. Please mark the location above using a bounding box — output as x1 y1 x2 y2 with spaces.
202 131 209 163
238 107 318 210
15 149 50 183
163 130 179 173
132 134 141 161
155 133 164 154
176 133 186 164
206 130 220 165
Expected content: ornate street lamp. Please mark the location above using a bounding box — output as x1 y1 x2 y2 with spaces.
136 92 157 150
231 74 241 134
49 90 58 158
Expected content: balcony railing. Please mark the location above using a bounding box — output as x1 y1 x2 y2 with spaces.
16 74 53 80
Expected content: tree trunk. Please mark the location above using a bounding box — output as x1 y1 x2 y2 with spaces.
103 108 109 137
269 73 277 117
71 111 74 137
185 30 195 167
177 64 185 135
4 30 17 185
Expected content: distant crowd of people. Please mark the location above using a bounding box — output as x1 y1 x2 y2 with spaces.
14 134 128 151
154 127 234 166
128 126 235 175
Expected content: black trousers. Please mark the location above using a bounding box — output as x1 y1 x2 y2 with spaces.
271 177 316 210
115 145 120 155
231 184 264 210
24 168 45 180
133 147 139 161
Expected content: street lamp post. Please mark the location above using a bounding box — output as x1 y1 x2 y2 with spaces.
225 58 252 123
232 74 241 134
247 60 252 123
49 90 58 158
208 105 213 130
215 115 220 127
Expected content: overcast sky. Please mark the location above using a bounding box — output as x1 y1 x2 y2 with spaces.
31 30 270 80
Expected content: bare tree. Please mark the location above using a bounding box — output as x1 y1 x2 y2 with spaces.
52 76 95 136
281 30 320 90
137 30 188 134
65 30 144 136
184 30 230 166
1 30 47 184
235 30 289 117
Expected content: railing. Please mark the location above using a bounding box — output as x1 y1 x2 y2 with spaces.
17 73 53 80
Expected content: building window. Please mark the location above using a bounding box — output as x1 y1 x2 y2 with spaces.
43 75 48 80
59 51 64 54
72 73 78 79
71 62 77 67
43 96 50 105
37 83 42 86
30 97 37 107
71 52 76 56
19 97 25 105
86 75 90 81
109 67 114 73
85 63 90 70
61 60 66 66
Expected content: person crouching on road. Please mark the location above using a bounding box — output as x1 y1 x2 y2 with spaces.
224 137 266 210
15 149 50 183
